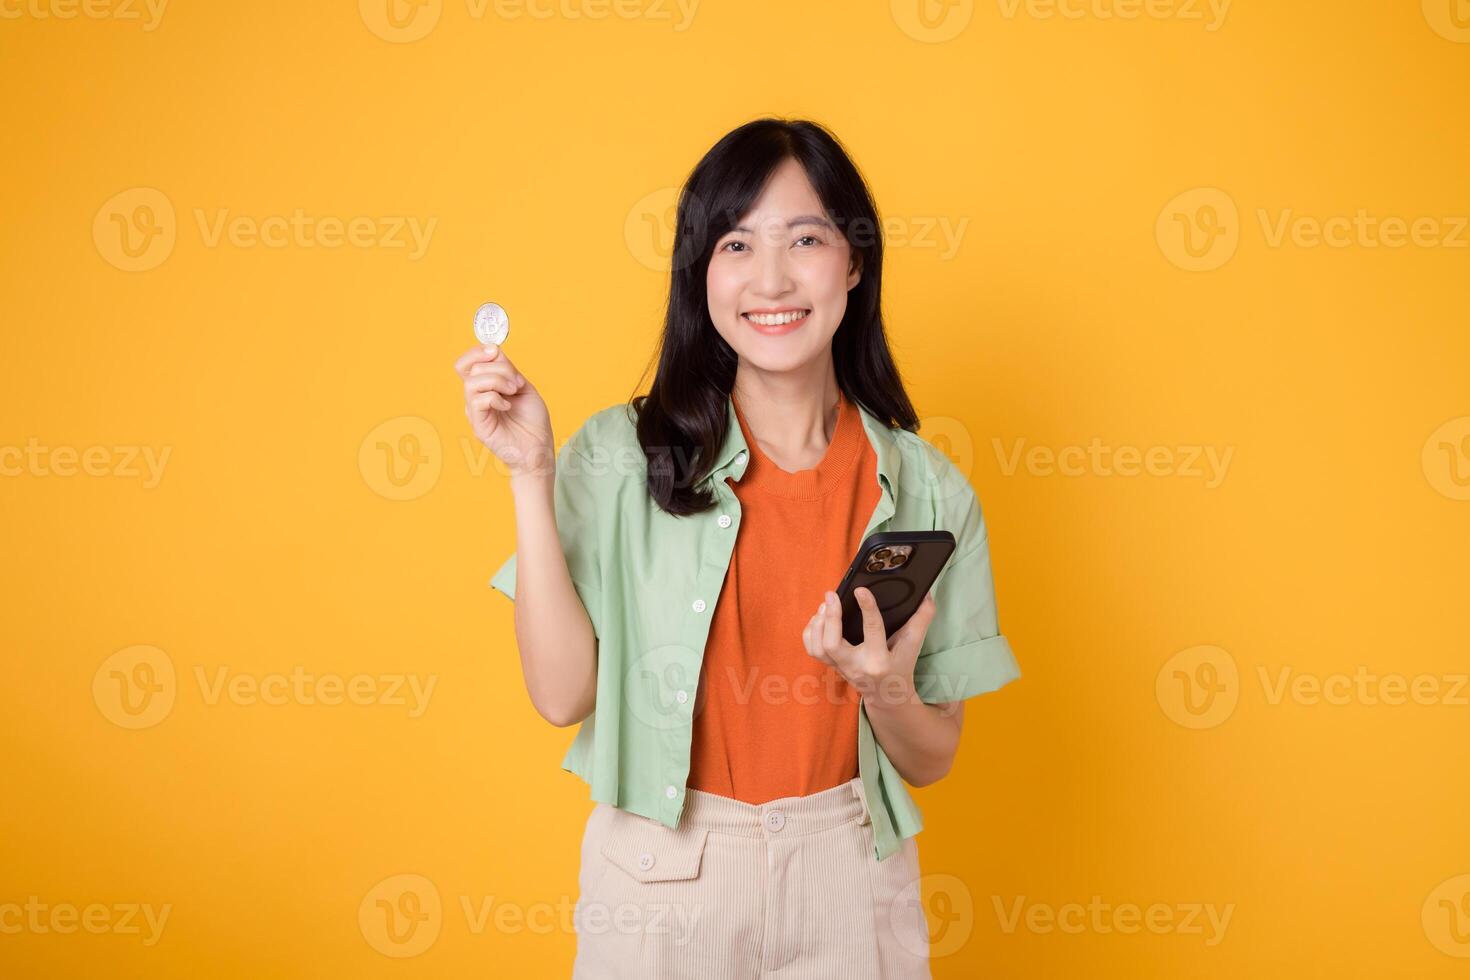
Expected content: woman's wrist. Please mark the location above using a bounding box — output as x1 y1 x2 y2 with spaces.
509 468 555 494
857 673 920 712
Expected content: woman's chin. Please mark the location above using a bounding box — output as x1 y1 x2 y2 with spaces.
736 344 825 374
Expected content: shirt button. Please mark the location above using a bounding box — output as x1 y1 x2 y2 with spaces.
675 689 689 704
692 598 707 613
765 809 786 832
735 452 747 466
638 852 655 870
717 514 732 528
665 785 678 799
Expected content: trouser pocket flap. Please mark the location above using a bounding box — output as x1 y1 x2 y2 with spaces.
600 814 709 883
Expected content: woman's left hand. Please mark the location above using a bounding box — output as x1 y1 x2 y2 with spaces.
802 588 937 706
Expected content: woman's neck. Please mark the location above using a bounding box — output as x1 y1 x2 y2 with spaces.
730 363 843 473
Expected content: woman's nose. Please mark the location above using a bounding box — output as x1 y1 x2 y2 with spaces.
753 248 793 294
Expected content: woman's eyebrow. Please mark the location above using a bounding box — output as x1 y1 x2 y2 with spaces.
730 215 835 233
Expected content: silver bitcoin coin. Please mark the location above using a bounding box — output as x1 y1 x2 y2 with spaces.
473 302 510 346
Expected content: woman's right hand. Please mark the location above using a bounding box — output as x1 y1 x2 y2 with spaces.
455 343 555 478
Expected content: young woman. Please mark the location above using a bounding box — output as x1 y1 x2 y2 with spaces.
455 118 1020 978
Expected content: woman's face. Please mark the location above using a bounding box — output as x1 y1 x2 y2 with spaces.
706 157 861 374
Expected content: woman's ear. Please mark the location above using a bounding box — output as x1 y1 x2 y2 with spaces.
847 251 863 291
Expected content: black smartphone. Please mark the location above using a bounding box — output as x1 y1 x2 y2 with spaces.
833 530 957 645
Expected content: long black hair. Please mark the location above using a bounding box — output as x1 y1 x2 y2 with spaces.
630 117 919 516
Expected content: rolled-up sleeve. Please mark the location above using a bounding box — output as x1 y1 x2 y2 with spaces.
910 488 1020 704
487 425 606 638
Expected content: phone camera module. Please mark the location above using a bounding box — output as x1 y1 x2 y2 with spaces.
864 544 914 572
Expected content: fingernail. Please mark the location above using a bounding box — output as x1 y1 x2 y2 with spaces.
485 344 498 354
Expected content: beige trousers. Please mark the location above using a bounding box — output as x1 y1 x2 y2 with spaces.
571 776 931 979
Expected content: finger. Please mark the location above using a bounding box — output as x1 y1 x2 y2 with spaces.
468 356 519 379
854 586 887 648
454 344 503 377
808 615 835 664
803 614 828 662
471 392 512 414
820 591 843 655
464 372 520 397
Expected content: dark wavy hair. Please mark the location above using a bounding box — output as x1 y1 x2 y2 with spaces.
630 117 920 516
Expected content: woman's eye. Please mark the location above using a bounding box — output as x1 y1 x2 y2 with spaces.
721 240 748 253
795 235 820 247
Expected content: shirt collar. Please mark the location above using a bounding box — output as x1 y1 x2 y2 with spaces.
705 391 902 506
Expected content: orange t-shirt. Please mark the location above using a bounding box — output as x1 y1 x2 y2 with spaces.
686 388 882 803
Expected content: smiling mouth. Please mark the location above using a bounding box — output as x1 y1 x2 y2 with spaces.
742 309 811 330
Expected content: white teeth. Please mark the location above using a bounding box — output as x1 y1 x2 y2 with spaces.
743 310 810 326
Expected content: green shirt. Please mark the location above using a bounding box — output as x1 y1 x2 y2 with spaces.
489 392 1020 861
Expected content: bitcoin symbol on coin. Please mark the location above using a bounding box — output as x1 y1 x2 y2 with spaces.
473 302 510 346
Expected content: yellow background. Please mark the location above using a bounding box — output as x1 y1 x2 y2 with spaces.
3 0 1468 975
